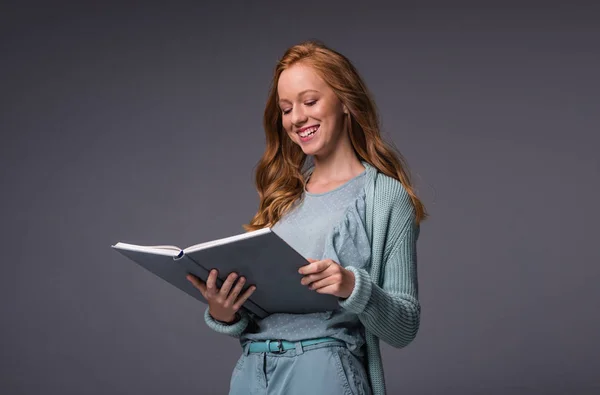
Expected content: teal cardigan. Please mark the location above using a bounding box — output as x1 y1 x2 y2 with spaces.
204 161 421 395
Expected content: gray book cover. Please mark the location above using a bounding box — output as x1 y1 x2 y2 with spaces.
111 228 340 318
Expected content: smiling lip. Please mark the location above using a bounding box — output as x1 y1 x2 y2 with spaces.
297 124 320 134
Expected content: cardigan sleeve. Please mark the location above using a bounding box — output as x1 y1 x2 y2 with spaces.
203 307 251 338
338 212 420 348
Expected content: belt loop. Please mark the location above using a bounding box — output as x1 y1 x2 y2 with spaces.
243 343 250 356
265 340 271 353
295 340 304 355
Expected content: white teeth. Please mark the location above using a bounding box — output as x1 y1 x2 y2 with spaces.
299 126 319 137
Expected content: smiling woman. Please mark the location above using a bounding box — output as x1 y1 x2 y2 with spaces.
188 40 427 395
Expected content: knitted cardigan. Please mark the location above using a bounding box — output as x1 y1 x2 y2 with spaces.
204 161 421 395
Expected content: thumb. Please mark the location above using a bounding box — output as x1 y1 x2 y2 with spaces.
307 258 318 263
187 274 207 297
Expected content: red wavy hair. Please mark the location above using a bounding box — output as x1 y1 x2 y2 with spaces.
243 40 427 231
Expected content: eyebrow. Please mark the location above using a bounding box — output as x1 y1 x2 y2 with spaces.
278 89 320 104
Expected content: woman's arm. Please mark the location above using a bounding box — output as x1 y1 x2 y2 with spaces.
339 213 420 348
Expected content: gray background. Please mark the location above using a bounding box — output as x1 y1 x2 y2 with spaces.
1 2 599 394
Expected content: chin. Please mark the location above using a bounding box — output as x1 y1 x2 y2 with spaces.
298 143 322 156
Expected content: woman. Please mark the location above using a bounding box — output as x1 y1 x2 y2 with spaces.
187 40 427 395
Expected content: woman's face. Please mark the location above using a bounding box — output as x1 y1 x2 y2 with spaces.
277 63 347 157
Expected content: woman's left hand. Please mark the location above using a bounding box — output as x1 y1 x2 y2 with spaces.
299 258 355 299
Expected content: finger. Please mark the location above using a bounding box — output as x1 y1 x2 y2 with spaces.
298 259 318 274
219 272 239 296
314 283 341 295
186 274 207 298
301 271 327 286
225 276 247 305
301 258 322 274
301 263 338 286
309 273 342 290
233 284 257 311
298 259 331 275
206 269 219 295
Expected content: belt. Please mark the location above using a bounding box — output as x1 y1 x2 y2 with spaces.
247 337 342 354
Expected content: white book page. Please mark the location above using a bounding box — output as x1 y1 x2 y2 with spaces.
183 227 272 254
112 242 181 257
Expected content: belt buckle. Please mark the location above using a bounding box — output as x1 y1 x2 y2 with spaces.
271 339 285 354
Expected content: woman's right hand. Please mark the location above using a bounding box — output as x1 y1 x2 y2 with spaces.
186 269 256 324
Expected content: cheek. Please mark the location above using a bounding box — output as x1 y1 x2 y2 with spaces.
313 102 341 122
311 104 328 119
282 118 295 136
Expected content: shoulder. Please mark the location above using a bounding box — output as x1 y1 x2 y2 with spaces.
372 172 419 259
374 172 420 252
374 172 414 215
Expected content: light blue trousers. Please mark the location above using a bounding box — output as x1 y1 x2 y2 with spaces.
229 340 372 395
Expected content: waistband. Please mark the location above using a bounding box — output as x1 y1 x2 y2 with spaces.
245 337 344 354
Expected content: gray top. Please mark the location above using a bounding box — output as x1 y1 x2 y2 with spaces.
239 165 371 356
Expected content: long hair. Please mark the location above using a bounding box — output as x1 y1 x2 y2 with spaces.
242 40 428 232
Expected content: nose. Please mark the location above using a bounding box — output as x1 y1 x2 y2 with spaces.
291 105 307 127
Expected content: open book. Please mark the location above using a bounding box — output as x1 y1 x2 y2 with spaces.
111 228 340 319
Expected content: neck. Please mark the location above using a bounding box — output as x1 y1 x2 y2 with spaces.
310 135 365 183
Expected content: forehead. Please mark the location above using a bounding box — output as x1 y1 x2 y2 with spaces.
277 63 327 98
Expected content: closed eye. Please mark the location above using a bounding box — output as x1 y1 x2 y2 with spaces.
281 100 317 115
